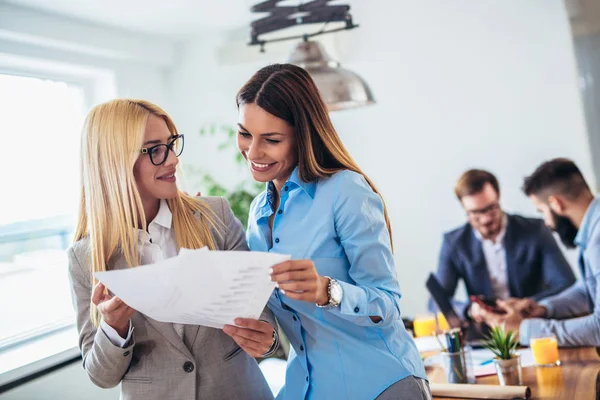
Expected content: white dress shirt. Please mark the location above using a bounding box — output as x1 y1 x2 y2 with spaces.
474 215 510 299
101 199 184 347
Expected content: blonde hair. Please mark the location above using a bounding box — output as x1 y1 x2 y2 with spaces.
237 64 394 251
74 99 219 326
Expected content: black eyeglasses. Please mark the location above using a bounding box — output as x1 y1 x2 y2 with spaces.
466 202 501 219
140 134 184 166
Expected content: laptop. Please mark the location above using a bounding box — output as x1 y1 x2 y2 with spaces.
425 273 490 347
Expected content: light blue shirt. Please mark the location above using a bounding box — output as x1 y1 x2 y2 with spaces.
247 168 426 400
520 197 600 346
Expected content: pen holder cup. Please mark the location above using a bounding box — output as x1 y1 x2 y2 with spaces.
439 346 476 384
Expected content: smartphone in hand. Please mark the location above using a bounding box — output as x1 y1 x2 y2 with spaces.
470 295 507 314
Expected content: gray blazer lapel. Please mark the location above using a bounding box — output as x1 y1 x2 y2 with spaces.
184 324 200 348
110 253 193 359
143 316 194 358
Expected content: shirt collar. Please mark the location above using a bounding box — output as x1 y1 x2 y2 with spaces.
135 199 172 242
287 167 317 199
575 197 600 248
258 166 317 212
151 199 173 230
473 213 508 245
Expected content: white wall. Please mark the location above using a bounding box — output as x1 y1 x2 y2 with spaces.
330 0 592 313
169 0 592 316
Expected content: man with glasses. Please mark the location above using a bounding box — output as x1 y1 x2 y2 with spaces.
431 169 576 322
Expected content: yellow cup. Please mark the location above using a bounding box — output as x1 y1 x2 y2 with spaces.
535 365 563 386
437 312 450 331
530 336 561 366
535 365 564 398
413 314 437 337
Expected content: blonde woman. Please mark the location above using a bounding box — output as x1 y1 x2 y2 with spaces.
69 99 276 400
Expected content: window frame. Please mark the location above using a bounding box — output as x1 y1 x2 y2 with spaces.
0 59 116 391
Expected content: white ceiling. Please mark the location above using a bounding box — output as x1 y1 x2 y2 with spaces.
3 0 277 37
10 0 597 39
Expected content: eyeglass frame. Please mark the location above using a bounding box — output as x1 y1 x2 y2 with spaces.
465 201 501 219
139 134 185 166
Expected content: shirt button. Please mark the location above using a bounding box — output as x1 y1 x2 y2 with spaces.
278 210 283 215
299 345 304 351
354 307 360 313
183 361 194 373
284 186 289 191
293 316 297 321
123 351 130 357
306 376 309 382
275 238 280 243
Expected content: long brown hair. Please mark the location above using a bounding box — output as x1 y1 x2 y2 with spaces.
236 63 393 250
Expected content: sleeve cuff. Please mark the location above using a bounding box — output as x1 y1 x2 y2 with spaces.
519 318 552 346
519 319 531 345
538 299 554 318
337 280 369 317
100 319 134 348
260 320 279 357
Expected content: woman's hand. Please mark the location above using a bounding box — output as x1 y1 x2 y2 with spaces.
270 260 329 305
92 282 136 337
223 318 275 357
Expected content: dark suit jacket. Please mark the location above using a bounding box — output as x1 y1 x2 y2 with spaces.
431 214 576 316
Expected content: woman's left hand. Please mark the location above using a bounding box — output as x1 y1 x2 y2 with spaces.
223 318 274 357
270 260 330 305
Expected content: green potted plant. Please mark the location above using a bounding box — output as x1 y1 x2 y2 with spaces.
483 325 522 386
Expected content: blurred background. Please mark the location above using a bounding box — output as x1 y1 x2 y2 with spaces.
0 0 599 398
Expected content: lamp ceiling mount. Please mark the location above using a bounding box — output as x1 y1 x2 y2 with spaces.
249 0 358 52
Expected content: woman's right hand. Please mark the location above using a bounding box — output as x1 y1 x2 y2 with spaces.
92 282 136 337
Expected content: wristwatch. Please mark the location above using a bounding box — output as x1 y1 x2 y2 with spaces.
316 276 343 309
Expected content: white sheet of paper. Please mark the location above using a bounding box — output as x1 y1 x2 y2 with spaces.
471 348 535 377
423 346 536 377
94 247 290 329
414 335 445 353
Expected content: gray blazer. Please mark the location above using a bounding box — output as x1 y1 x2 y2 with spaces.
68 197 275 400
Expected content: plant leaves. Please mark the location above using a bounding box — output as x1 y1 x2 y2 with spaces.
191 123 263 228
482 326 518 360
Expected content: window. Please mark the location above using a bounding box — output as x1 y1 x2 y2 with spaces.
0 73 86 383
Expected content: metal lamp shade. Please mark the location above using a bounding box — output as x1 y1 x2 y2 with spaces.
287 40 375 111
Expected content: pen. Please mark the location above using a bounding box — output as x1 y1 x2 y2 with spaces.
433 332 448 352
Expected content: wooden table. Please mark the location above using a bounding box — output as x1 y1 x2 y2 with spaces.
427 347 600 400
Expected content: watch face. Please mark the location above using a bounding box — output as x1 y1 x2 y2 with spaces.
330 280 343 303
